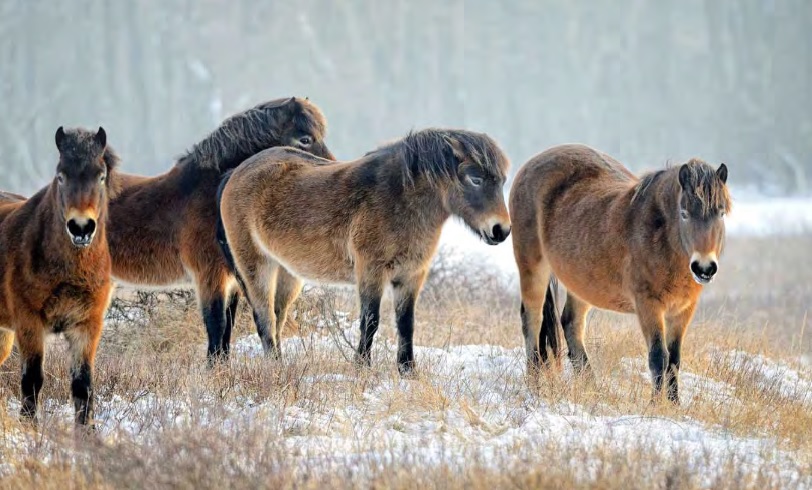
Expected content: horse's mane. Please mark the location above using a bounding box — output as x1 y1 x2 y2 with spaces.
176 97 327 173
632 159 731 214
369 128 508 187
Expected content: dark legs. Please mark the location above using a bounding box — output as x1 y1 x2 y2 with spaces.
355 287 383 368
20 353 44 422
663 304 694 404
222 292 241 358
392 270 427 376
203 295 228 364
561 293 591 373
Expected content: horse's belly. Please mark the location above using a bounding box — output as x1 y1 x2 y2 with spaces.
551 261 635 314
258 237 356 285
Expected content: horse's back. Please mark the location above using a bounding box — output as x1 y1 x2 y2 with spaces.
0 190 27 229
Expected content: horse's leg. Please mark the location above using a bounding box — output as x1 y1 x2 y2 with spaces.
664 303 696 404
198 274 231 365
16 316 45 423
273 268 303 349
392 268 429 376
354 271 385 368
222 290 241 358
249 261 281 358
65 313 104 427
538 282 563 366
561 293 592 373
636 301 668 399
0 327 14 365
517 259 552 375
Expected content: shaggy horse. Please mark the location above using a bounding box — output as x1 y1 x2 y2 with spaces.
510 144 730 402
107 97 334 363
0 127 120 425
217 129 512 374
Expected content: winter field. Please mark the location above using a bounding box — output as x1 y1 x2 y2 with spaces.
1 196 812 489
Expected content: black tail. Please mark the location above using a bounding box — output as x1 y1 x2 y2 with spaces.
216 170 252 309
540 275 564 363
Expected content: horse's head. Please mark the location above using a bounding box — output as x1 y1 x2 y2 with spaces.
54 126 118 248
677 160 730 284
282 97 335 161
444 131 512 245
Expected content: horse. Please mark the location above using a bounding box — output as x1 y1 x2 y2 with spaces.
509 144 730 403
0 127 120 426
217 129 512 374
106 97 334 364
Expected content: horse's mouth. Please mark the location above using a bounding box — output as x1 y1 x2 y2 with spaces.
691 272 714 285
479 232 499 246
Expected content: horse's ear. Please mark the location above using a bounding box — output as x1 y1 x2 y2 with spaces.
716 163 728 184
55 126 65 152
95 127 107 148
678 164 691 190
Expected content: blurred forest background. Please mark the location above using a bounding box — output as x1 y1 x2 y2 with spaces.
0 0 808 195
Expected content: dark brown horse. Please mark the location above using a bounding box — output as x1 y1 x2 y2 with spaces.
0 127 120 425
217 129 512 374
107 97 334 363
510 144 730 402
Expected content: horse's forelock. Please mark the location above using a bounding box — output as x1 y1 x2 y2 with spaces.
683 160 732 214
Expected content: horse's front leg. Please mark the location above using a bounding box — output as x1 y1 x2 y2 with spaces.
65 312 104 428
17 319 45 423
392 268 429 376
636 300 669 399
354 271 384 368
664 303 697 404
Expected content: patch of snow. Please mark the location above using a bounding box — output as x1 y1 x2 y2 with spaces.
715 349 812 406
3 336 809 486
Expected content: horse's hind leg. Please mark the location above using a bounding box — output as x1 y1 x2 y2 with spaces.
195 267 239 365
561 293 592 373
273 268 303 347
517 258 553 374
392 268 429 376
65 313 104 427
222 290 241 358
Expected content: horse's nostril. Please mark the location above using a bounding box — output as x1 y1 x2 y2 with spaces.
492 224 507 242
708 261 718 277
690 260 717 278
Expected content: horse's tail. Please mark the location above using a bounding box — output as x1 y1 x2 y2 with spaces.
216 170 252 310
0 328 14 366
540 275 564 363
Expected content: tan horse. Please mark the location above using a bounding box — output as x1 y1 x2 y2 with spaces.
217 129 512 374
0 127 120 426
107 97 333 364
510 144 730 402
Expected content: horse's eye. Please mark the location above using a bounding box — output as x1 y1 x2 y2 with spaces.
298 135 313 146
718 209 725 218
99 173 106 184
467 176 483 187
57 172 65 185
680 209 689 221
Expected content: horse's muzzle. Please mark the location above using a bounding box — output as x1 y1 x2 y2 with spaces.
690 259 717 285
66 217 97 248
482 223 511 245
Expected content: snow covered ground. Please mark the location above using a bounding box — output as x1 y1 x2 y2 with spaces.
2 323 811 486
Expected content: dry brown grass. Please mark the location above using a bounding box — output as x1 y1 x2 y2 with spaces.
1 235 811 489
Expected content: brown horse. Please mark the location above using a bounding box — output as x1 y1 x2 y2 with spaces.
217 129 512 374
510 144 730 402
0 127 120 425
107 97 334 364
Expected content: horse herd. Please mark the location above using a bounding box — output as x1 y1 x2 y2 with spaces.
0 97 731 428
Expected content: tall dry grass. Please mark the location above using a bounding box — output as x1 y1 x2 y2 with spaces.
0 235 810 489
